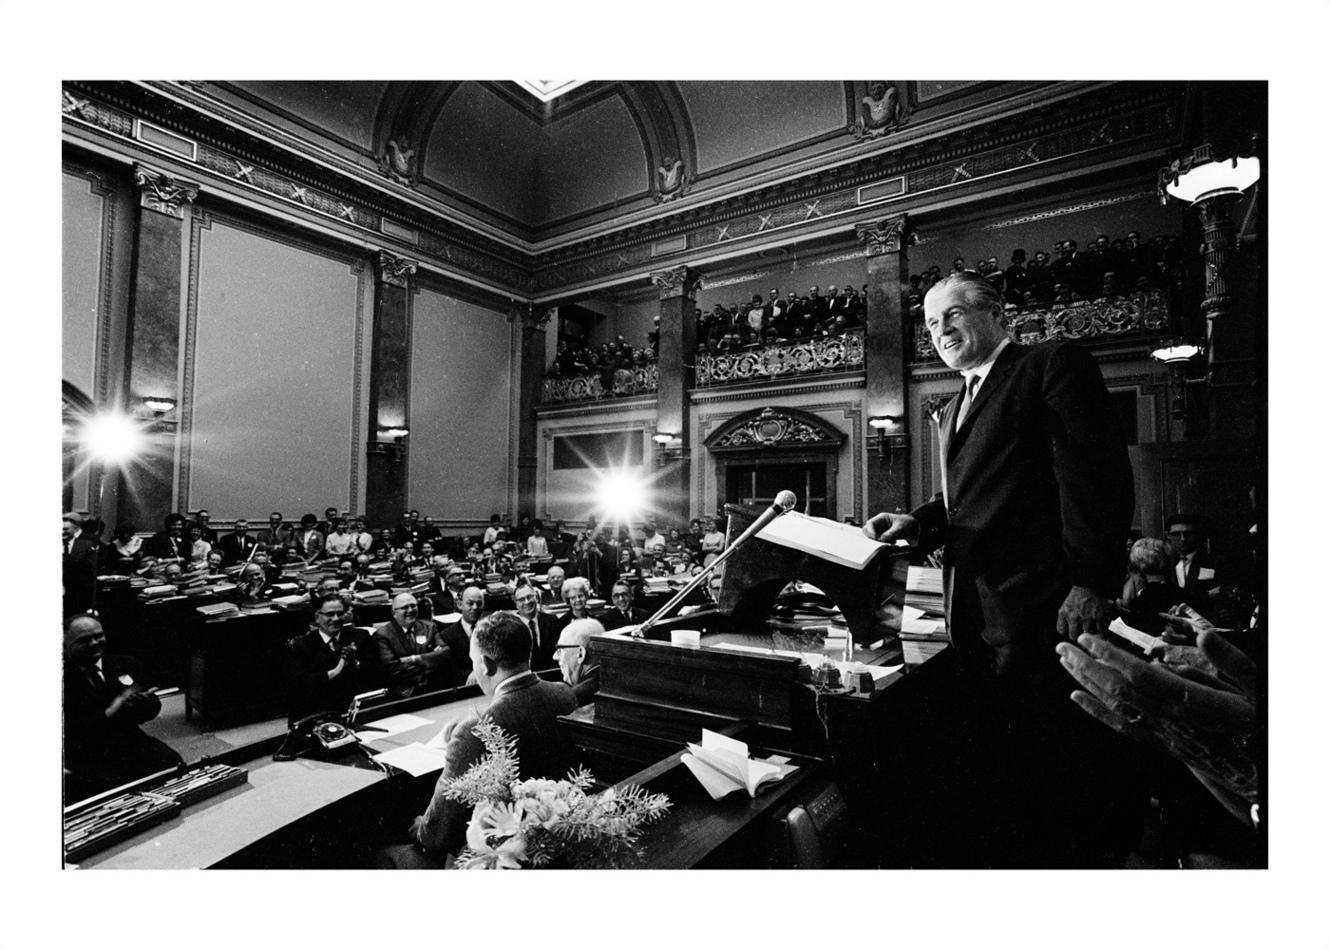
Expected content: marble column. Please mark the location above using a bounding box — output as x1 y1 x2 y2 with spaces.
117 164 199 531
513 303 554 523
365 251 417 530
651 265 701 527
855 214 912 516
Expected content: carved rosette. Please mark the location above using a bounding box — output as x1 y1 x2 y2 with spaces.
134 165 200 219
376 251 418 288
855 216 912 257
712 408 837 449
650 266 702 300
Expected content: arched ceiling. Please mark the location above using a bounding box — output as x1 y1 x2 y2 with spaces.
211 80 858 240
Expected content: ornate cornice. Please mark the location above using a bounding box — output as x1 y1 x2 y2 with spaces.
65 81 1182 300
705 406 847 452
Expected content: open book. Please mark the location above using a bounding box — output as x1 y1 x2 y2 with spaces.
756 510 890 570
681 729 800 800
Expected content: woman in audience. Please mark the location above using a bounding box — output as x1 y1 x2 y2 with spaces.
559 575 595 628
100 522 142 574
187 522 212 570
326 518 356 557
700 517 726 567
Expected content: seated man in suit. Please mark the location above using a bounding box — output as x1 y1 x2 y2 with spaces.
233 561 275 604
557 617 603 706
1167 513 1234 600
216 518 259 567
600 580 649 631
374 593 469 698
63 614 183 803
258 512 292 553
541 564 567 606
400 612 580 863
513 580 560 672
286 593 377 726
430 563 466 615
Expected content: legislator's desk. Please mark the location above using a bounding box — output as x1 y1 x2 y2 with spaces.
185 607 308 726
74 687 485 869
98 589 217 691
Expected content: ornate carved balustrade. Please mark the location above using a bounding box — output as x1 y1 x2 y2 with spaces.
696 329 865 387
541 360 659 405
910 289 1171 362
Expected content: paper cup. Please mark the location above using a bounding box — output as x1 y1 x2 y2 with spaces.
671 629 701 647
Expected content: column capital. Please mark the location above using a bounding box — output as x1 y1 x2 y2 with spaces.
855 215 914 258
133 164 200 219
508 301 556 331
650 265 703 301
376 250 418 288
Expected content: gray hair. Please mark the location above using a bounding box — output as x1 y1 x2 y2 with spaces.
562 576 592 599
1129 537 1178 576
926 271 1006 322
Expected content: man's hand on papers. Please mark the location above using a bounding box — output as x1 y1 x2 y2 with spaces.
862 512 919 544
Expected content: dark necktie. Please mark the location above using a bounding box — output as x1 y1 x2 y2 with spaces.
956 374 981 428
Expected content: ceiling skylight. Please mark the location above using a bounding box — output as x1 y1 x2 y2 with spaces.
515 80 591 103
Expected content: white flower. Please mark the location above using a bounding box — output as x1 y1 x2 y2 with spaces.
465 801 528 869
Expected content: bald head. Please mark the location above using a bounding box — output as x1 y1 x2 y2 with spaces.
558 617 603 685
460 586 485 625
64 614 106 666
391 593 419 628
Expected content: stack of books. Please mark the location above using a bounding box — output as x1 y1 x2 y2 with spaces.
196 601 240 619
353 588 389 605
900 566 948 663
138 584 179 601
272 593 311 611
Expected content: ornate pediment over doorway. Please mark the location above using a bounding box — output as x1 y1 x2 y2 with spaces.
704 407 845 453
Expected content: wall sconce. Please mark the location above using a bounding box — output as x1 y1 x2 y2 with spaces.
867 416 902 458
375 426 409 462
1150 342 1203 419
653 431 678 466
142 396 177 418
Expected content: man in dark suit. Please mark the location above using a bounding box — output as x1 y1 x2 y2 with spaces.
557 617 603 707
513 581 560 671
405 612 579 861
600 580 649 632
216 518 259 567
865 271 1141 867
63 512 99 617
373 593 469 698
286 593 377 726
63 614 183 803
1166 513 1231 599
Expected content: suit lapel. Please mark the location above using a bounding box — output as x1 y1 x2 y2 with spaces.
947 342 1020 461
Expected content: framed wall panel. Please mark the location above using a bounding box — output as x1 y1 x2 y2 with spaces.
182 212 367 519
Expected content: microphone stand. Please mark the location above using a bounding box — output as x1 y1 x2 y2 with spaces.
635 494 796 638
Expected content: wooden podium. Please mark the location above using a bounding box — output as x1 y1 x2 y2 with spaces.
715 503 910 647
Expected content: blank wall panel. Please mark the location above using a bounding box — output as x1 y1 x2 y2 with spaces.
409 288 511 519
187 219 363 518
62 172 105 399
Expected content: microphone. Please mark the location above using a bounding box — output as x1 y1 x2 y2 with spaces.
723 490 798 552
635 490 797 637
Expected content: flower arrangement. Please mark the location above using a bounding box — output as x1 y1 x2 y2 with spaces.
440 717 671 869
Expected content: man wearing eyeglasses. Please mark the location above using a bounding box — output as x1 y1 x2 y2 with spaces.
513 581 560 671
373 593 468 698
286 592 375 725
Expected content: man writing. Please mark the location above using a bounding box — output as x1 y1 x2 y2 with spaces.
401 612 579 863
863 271 1139 867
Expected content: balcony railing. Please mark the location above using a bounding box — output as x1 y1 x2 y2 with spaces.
541 360 659 405
696 329 865 387
910 289 1172 362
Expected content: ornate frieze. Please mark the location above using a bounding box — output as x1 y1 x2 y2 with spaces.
541 361 658 405
133 165 199 218
697 330 865 387
377 251 418 288
909 290 1172 362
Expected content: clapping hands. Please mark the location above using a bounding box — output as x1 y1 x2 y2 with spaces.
1055 629 1260 825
